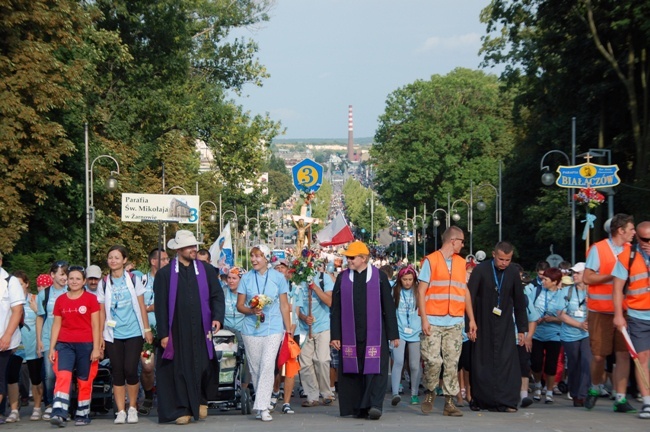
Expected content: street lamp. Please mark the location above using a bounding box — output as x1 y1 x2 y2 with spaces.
451 198 473 255
197 200 218 243
412 204 428 259
85 124 120 267
167 186 188 195
540 118 578 264
475 160 503 242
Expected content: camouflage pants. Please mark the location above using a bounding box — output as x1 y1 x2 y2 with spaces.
420 322 463 396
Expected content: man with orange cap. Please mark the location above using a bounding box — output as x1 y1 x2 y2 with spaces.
330 241 398 420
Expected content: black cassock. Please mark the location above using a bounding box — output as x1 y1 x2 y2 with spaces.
468 260 527 411
330 268 398 417
154 261 224 423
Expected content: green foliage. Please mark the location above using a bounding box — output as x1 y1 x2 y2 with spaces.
342 178 388 240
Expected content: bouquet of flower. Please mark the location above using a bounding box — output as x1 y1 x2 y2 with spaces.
249 294 273 328
289 249 318 285
298 188 316 205
141 326 157 364
574 187 605 209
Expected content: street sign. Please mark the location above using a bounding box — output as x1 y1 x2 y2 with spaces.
121 193 200 223
555 163 620 189
292 158 323 193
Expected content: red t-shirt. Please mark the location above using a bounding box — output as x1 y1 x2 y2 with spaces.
53 291 100 343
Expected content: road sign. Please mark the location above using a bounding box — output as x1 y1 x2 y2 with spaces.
555 163 620 189
291 158 323 193
121 193 200 223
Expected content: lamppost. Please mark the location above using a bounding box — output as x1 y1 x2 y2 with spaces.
431 205 450 251
413 204 428 260
366 190 375 241
538 119 578 263
396 218 409 262
451 198 472 255
197 201 218 242
473 161 503 242
85 124 120 267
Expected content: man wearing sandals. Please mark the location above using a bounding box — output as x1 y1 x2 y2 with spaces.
298 262 336 408
612 221 650 419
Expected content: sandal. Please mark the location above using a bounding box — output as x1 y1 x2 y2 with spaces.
30 409 42 421
6 410 19 423
281 404 294 414
138 398 154 415
301 400 320 407
322 398 334 406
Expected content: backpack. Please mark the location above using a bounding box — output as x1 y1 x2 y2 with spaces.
525 278 543 315
100 272 138 294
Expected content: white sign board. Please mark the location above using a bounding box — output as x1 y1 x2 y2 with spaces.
121 193 200 224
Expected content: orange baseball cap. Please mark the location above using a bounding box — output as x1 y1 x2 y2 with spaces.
341 241 370 257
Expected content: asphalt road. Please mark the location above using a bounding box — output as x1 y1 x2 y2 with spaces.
2 391 643 432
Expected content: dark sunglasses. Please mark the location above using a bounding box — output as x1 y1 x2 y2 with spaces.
638 236 650 243
68 265 85 275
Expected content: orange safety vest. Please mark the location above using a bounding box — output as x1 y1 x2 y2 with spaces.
587 240 630 313
423 251 467 317
618 248 650 311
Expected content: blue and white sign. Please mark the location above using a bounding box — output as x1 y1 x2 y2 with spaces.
291 158 323 193
555 163 620 189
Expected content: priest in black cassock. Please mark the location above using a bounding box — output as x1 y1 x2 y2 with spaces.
154 230 225 424
330 241 399 420
468 241 527 412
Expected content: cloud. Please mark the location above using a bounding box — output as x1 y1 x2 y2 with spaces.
416 33 481 53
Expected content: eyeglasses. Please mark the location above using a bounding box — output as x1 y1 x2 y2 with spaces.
452 238 465 244
348 256 361 261
637 236 650 243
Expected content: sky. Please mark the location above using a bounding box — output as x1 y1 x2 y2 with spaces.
232 0 500 140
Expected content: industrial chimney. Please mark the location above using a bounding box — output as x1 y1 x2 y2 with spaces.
347 105 354 161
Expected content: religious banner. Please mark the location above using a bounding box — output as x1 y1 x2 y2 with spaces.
121 193 199 223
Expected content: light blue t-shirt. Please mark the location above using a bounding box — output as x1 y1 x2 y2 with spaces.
396 288 422 342
109 275 141 339
223 287 245 331
585 238 624 273
560 285 589 342
297 272 334 335
36 285 68 352
418 256 464 327
237 268 289 336
20 294 39 360
532 287 564 342
288 284 302 336
514 283 542 342
612 246 650 321
142 273 156 328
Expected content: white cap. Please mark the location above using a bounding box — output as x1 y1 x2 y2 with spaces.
570 262 586 273
86 265 102 279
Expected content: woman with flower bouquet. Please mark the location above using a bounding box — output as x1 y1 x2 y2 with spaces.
237 244 293 422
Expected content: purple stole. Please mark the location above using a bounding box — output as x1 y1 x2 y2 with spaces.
340 266 382 374
162 259 213 360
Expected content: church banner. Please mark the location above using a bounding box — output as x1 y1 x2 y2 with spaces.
121 193 200 224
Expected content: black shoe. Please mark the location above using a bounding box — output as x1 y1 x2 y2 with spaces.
50 415 66 428
613 398 637 413
138 398 153 415
469 399 480 412
520 397 533 408
585 389 599 410
573 398 585 407
368 407 382 420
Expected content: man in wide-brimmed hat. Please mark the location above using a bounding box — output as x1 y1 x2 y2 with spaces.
154 230 225 425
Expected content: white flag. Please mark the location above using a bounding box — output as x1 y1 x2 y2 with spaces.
209 222 234 274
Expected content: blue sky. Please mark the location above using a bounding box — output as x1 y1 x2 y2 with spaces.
232 0 500 140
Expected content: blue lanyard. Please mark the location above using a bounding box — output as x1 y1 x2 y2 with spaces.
492 262 505 308
544 289 558 315
400 289 414 325
254 270 269 295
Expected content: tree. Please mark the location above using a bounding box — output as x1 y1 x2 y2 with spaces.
0 0 101 253
371 68 515 246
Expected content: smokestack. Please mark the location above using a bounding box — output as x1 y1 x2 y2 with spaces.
347 105 354 161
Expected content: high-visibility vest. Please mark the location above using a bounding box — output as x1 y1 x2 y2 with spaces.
587 240 630 313
618 248 650 311
423 251 467 317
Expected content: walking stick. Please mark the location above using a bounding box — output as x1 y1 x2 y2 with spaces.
308 281 313 339
621 327 650 391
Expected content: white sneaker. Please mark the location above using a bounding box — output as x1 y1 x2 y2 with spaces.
127 407 138 424
533 388 541 401
260 409 272 422
114 410 127 424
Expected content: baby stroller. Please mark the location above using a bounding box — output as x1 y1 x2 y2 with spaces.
206 328 252 414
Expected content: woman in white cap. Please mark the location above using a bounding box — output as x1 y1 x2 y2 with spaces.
97 245 153 425
237 245 292 422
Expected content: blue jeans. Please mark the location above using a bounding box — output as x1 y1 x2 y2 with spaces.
43 350 55 406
